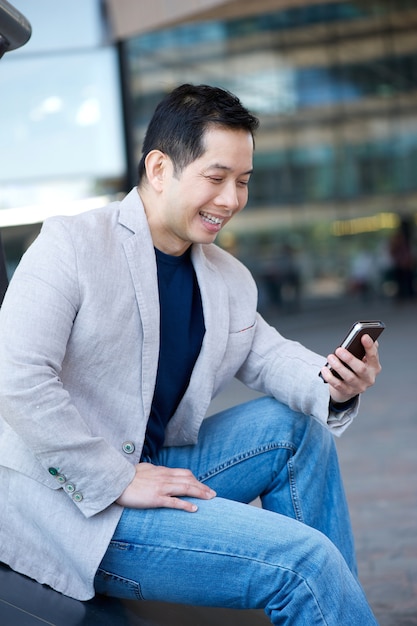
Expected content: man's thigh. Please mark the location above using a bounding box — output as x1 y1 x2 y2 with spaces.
95 494 339 610
155 396 355 571
95 398 363 618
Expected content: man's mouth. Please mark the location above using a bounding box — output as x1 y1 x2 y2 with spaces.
199 211 224 226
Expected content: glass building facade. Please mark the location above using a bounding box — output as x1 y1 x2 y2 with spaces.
124 0 417 307
0 0 126 272
1 0 416 306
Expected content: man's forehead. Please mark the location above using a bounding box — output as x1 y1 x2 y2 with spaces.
205 162 253 175
200 128 254 168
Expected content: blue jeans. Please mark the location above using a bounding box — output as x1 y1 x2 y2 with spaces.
94 397 378 625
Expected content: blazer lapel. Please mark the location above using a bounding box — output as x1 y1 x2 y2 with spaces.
118 189 160 419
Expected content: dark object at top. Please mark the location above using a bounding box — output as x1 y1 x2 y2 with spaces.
0 0 31 58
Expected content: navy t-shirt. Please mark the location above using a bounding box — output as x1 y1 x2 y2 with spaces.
141 247 205 459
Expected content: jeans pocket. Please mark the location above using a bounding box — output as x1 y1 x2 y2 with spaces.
94 567 143 600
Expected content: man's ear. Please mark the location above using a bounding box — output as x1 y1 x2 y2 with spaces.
144 150 168 192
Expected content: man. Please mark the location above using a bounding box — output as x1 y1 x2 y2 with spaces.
0 84 380 624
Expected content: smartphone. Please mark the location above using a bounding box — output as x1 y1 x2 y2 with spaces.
320 320 385 380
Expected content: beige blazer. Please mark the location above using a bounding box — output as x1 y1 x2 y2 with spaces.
0 188 357 600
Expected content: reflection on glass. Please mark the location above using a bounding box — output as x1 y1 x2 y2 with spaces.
1 49 125 184
0 0 125 276
124 1 417 306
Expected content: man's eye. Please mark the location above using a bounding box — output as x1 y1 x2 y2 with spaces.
209 177 223 183
238 180 250 187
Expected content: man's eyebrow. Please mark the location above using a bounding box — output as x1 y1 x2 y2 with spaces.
207 163 253 175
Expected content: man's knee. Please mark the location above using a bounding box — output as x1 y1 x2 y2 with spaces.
258 396 333 450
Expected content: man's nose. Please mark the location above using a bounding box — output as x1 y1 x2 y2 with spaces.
215 182 240 211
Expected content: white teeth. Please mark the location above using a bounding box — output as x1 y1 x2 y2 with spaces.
200 211 223 225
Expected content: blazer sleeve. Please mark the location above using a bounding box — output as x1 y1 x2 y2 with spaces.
0 219 135 517
235 314 358 435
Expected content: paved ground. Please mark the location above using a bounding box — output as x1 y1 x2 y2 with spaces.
281 297 417 626
210 295 417 626
1 294 416 625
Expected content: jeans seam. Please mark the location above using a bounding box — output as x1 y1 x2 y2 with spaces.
101 542 327 621
95 565 144 600
287 455 303 522
197 441 304 522
197 441 296 483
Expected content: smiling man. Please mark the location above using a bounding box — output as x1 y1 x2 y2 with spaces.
140 126 253 254
0 84 381 624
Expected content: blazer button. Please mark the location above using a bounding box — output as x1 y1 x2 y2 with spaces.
64 482 76 494
55 474 67 484
72 492 83 503
122 441 135 454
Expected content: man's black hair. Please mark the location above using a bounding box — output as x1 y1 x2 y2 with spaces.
137 83 259 184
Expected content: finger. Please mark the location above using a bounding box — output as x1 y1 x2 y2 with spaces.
159 496 200 513
138 464 194 479
156 478 216 513
358 336 382 375
158 467 217 499
361 333 379 354
326 354 353 379
165 476 216 501
334 347 360 368
141 465 216 499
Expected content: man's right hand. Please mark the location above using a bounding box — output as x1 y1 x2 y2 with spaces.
116 462 216 512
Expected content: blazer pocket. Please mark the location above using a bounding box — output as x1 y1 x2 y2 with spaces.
227 320 256 356
230 321 256 334
213 320 257 391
